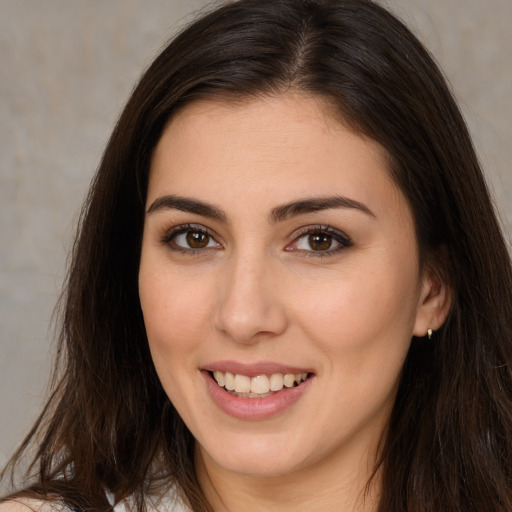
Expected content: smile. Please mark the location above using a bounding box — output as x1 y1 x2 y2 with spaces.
202 363 314 419
212 371 309 397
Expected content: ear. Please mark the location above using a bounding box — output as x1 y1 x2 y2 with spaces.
413 264 452 338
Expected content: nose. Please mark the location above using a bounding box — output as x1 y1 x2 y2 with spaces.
212 251 288 344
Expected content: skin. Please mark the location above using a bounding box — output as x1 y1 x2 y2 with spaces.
138 93 450 512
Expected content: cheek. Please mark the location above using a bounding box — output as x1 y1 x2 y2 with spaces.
139 268 211 364
138 268 212 417
290 257 420 357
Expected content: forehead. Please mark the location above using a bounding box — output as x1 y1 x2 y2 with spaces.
147 94 407 225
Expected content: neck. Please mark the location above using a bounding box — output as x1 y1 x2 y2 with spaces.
194 441 382 512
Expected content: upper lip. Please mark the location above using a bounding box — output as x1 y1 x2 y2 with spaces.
202 360 314 377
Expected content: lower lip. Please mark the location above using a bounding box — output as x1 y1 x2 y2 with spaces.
202 371 313 420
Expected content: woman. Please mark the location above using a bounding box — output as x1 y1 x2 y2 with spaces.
2 0 512 511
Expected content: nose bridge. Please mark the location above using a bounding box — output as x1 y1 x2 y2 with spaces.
213 244 287 343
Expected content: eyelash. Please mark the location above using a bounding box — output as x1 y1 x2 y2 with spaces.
161 224 221 255
160 223 352 257
287 225 353 258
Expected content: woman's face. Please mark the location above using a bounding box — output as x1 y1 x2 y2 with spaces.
139 94 440 480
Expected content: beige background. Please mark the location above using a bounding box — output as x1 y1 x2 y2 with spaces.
1 0 511 483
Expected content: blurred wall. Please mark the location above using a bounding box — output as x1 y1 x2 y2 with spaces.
1 0 510 485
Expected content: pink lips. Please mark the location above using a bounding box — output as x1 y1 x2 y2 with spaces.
201 361 314 420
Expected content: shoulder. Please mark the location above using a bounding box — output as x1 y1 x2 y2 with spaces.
0 486 190 512
0 500 64 512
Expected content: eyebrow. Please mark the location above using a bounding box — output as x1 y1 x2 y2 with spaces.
146 195 227 222
269 196 376 223
146 194 375 223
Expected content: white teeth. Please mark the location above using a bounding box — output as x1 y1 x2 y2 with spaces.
213 370 224 387
224 372 235 391
234 374 251 393
212 370 309 396
269 373 284 391
283 374 295 388
251 375 270 394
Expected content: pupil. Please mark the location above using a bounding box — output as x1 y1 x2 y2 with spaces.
186 231 208 248
309 234 332 251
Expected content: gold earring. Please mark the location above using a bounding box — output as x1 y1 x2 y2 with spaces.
427 328 433 340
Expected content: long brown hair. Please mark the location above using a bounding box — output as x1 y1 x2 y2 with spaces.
3 1 512 511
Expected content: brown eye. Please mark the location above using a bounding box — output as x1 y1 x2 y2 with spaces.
168 226 221 251
288 226 352 256
186 231 210 248
308 233 333 251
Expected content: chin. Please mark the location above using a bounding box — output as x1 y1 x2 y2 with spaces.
197 432 309 478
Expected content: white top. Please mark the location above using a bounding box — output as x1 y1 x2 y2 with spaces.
0 487 191 512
